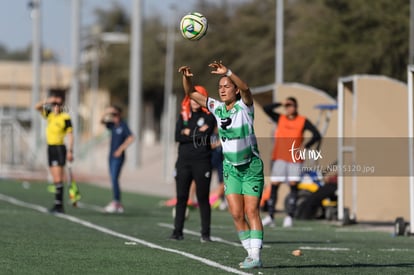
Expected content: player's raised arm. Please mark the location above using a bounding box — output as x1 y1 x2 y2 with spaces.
209 61 253 106
35 97 54 114
178 66 207 108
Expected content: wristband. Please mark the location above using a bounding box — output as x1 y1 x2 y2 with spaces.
225 69 232 77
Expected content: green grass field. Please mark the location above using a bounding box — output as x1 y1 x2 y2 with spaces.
1 178 414 275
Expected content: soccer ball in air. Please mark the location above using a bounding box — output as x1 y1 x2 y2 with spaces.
180 12 208 41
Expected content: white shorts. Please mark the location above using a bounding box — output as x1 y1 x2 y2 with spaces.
270 160 302 183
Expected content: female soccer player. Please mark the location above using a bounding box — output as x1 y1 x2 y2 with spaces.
36 94 73 213
179 61 265 269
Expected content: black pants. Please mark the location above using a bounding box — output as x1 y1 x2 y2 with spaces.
174 159 212 237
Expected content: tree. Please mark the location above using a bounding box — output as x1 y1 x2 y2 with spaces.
284 0 409 95
0 44 31 61
91 0 410 125
174 0 276 97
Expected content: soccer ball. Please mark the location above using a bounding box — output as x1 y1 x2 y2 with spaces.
180 12 208 41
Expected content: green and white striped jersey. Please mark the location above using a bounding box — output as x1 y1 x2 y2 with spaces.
207 97 260 166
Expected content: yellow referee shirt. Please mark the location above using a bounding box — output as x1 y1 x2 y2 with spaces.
42 111 73 145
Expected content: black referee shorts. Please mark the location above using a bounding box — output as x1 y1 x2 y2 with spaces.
47 145 66 167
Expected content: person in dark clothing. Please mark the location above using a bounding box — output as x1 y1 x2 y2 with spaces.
101 105 134 214
299 173 337 220
262 97 321 227
170 85 216 242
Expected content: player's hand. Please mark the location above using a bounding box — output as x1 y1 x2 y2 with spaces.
209 60 228 75
67 151 74 162
106 106 118 114
199 124 209 132
113 149 123 158
46 96 55 104
178 66 193 77
181 128 191 136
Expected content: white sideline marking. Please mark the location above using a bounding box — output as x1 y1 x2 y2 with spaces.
64 200 266 249
335 228 390 233
158 223 241 247
379 248 410 252
124 242 138 245
69 201 258 248
76 201 105 212
0 193 252 275
279 227 313 231
158 223 271 248
299 246 350 251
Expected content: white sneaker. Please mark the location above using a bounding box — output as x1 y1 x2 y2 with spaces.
219 200 228 211
105 202 117 213
283 216 293 228
262 215 275 227
105 202 124 214
116 204 124 213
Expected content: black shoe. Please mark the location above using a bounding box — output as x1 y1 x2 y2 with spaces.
169 233 184 240
49 205 64 214
200 236 212 243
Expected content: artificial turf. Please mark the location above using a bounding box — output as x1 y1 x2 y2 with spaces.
1 179 413 275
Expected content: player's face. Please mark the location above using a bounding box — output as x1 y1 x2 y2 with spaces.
218 77 238 104
190 98 201 111
51 97 63 113
111 112 121 122
284 100 296 116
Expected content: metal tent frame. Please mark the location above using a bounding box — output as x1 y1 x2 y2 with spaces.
406 66 414 235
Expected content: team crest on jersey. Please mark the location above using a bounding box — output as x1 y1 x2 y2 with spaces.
209 101 215 109
197 117 205 127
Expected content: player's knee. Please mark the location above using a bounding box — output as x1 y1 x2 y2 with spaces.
245 206 259 220
230 209 245 222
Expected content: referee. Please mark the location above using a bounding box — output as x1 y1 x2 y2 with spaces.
36 93 74 213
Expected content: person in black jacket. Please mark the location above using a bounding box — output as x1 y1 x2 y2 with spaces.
170 85 216 242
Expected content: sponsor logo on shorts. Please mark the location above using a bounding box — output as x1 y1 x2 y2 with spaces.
252 185 259 193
